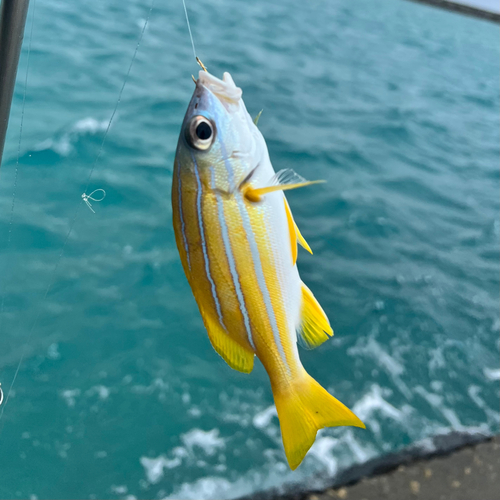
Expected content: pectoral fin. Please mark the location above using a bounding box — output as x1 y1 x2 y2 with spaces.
242 169 325 203
284 198 313 262
201 311 255 373
284 198 298 265
297 283 333 350
295 223 312 254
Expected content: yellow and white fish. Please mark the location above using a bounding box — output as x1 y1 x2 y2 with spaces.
172 70 365 470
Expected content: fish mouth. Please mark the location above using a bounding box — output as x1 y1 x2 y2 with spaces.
195 70 242 112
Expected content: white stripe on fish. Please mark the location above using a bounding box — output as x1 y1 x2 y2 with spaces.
210 166 256 350
235 190 291 375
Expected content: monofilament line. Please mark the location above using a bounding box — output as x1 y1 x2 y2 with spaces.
182 0 197 60
82 0 156 198
0 0 156 429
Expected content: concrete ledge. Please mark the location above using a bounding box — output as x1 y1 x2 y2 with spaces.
241 433 499 500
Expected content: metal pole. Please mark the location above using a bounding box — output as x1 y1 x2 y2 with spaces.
0 0 30 170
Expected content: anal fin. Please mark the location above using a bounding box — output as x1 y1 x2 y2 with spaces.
297 283 333 349
201 311 255 373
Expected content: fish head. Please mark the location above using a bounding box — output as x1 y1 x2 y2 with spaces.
176 70 266 185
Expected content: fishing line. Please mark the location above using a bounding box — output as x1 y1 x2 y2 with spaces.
0 0 156 423
81 0 156 201
182 0 208 75
182 0 197 60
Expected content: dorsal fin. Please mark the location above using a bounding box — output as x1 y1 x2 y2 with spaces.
297 283 333 350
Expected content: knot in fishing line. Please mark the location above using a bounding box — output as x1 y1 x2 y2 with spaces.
82 188 106 213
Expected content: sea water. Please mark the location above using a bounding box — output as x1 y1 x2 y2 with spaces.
0 0 498 498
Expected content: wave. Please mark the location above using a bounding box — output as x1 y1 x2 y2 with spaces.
32 117 109 157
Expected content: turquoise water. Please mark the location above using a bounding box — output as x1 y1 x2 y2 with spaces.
0 0 498 498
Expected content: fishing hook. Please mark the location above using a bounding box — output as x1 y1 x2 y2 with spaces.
196 56 207 72
82 188 106 213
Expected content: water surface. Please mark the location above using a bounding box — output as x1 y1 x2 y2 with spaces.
0 0 498 498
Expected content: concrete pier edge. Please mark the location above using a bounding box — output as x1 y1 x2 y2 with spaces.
241 432 499 500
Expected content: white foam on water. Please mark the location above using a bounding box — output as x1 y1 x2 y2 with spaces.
467 385 500 425
131 377 169 395
353 383 404 422
413 385 490 432
430 380 443 392
110 485 127 494
306 435 339 475
483 367 500 381
352 383 414 438
86 385 110 400
33 117 109 156
342 429 374 463
428 346 446 371
140 455 182 485
163 477 234 500
60 388 81 408
72 117 109 134
348 335 412 399
139 429 226 486
160 427 379 500
161 460 292 500
188 406 202 418
46 343 61 360
136 370 495 500
252 405 277 429
172 446 189 460
252 405 281 444
181 428 226 456
34 136 72 156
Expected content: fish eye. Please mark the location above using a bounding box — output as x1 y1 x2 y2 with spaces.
186 115 215 151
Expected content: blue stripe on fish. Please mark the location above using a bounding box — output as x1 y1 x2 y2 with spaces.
210 166 256 351
177 161 191 272
192 153 227 332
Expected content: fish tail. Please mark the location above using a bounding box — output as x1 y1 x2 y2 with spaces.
272 370 365 470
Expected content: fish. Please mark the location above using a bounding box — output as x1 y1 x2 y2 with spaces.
172 69 365 470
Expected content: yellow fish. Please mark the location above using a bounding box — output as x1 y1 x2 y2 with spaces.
172 70 365 470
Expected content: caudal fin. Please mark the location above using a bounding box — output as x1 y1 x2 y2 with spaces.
273 371 365 470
